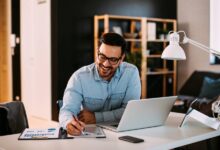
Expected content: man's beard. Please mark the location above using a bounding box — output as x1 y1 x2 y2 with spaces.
98 64 115 79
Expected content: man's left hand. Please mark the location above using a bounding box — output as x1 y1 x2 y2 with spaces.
78 109 96 124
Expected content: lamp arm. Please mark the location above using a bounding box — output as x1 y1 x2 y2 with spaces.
187 38 212 53
186 37 220 57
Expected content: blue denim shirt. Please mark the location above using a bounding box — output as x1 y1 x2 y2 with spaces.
59 62 141 129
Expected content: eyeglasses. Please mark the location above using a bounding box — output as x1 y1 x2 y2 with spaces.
97 51 122 65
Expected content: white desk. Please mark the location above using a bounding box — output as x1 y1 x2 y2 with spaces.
0 112 219 150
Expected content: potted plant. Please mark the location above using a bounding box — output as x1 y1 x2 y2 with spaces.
125 51 142 71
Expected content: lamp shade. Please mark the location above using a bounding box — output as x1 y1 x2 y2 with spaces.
161 32 186 60
161 44 186 60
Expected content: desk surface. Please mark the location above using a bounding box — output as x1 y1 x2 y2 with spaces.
0 112 219 150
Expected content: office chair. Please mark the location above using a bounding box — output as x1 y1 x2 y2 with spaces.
0 106 10 135
0 101 29 135
56 100 63 113
57 100 83 114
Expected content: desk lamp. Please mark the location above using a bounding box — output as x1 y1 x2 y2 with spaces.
161 31 220 121
161 31 220 60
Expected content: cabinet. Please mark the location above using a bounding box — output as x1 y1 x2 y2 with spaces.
94 14 177 98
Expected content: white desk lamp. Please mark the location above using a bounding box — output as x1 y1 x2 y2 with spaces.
161 31 220 60
161 31 220 125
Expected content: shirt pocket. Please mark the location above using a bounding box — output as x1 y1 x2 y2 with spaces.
110 92 125 110
83 97 105 112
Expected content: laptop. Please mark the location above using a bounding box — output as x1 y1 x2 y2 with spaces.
97 96 177 132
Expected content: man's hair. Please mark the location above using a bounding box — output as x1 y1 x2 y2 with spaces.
99 32 127 55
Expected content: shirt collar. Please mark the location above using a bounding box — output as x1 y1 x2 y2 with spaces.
94 64 101 81
93 63 122 81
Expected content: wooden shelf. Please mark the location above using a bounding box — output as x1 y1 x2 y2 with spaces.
100 14 142 21
147 39 169 42
145 55 161 58
125 39 142 42
146 71 174 75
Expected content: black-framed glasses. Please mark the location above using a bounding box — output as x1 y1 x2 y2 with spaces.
97 51 122 65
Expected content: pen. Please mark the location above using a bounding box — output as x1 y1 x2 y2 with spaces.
73 115 86 135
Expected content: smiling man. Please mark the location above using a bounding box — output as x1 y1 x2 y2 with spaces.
59 33 141 135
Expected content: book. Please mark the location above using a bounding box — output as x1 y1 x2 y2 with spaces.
180 109 220 130
68 125 106 138
188 109 220 130
147 22 156 40
18 128 60 140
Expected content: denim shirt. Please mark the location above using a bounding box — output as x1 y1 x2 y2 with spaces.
59 62 141 129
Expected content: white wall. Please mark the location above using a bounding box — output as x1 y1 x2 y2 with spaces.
20 0 51 120
210 0 220 62
177 0 220 90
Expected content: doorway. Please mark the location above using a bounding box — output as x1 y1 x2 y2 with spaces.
11 0 21 101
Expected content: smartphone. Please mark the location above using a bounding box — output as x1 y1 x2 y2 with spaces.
119 136 144 143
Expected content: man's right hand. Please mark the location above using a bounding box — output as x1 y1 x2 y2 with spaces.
66 117 85 136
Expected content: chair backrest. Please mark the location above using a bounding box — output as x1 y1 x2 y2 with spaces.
56 100 63 113
178 70 220 97
0 101 29 135
0 106 10 135
57 100 83 114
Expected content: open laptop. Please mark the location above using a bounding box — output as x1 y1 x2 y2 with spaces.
97 96 177 132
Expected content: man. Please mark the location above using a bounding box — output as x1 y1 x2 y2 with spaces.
59 32 141 135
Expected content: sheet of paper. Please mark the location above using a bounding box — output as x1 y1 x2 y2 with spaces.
188 109 220 130
19 128 60 139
